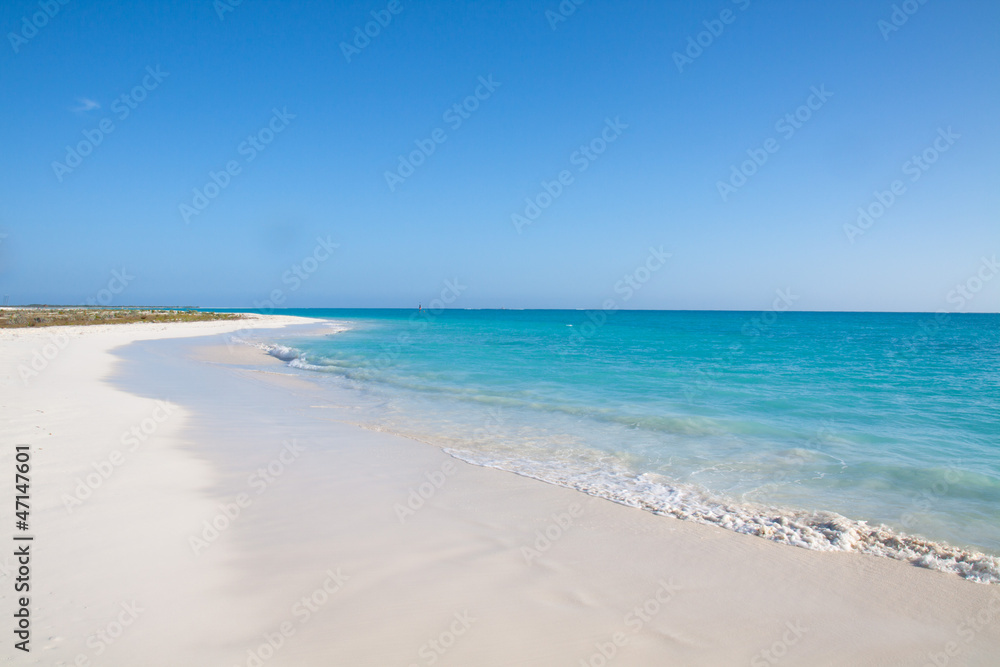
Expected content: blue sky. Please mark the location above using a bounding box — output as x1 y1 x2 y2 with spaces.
1 0 997 311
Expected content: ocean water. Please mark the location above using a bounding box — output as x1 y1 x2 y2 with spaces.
224 309 1000 582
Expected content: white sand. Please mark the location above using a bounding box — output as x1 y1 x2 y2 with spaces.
1 316 998 666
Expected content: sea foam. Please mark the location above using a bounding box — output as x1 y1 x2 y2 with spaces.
444 447 1000 584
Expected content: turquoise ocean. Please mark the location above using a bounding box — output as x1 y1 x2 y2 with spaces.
220 309 1000 582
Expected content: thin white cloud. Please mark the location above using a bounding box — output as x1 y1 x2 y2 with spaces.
71 98 100 112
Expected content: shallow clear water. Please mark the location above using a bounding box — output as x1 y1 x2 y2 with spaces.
219 309 1000 580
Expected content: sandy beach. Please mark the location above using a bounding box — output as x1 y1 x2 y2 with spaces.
1 315 998 666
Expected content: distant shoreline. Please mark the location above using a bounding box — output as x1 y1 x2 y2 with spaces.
0 307 244 329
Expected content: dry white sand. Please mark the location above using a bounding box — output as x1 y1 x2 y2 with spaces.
1 316 998 666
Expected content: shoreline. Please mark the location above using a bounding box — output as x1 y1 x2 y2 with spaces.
265 319 1000 585
2 316 998 664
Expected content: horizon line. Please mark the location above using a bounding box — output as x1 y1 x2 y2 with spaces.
4 305 997 316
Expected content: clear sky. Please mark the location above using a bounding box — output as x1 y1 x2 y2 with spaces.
1 0 998 312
